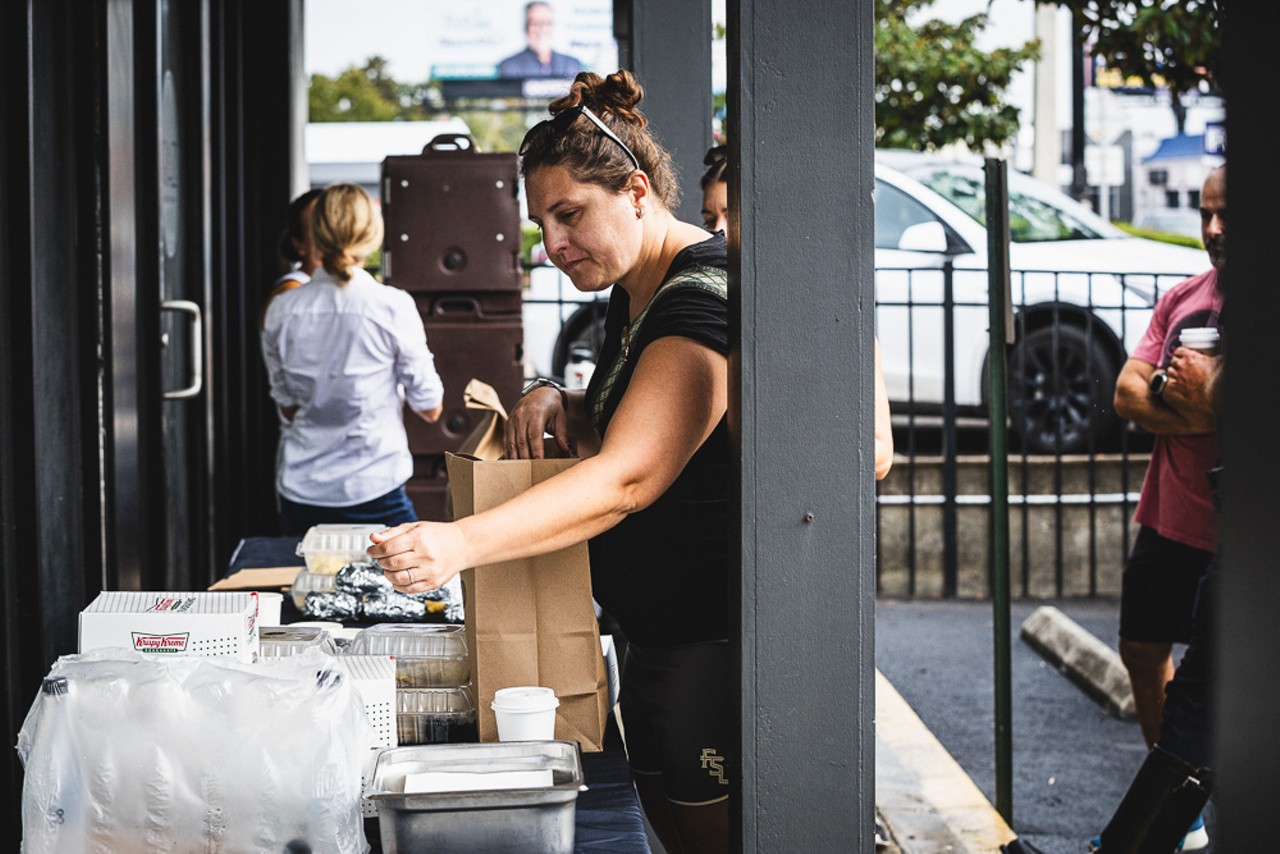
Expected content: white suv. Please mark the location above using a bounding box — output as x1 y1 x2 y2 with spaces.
875 159 1204 452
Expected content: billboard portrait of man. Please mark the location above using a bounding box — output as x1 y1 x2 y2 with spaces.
497 1 584 79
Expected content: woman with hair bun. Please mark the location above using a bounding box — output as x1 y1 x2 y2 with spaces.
262 188 323 327
368 70 732 851
262 182 444 535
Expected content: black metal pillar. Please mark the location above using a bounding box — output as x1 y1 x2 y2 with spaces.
985 158 1014 823
1216 4 1280 850
2 0 111 838
729 0 876 849
1069 9 1088 202
624 0 713 226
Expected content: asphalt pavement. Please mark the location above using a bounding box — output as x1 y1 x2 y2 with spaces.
875 597 1216 854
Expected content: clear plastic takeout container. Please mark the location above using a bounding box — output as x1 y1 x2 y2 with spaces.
259 626 338 659
290 568 338 610
296 523 382 575
396 686 478 745
346 624 470 688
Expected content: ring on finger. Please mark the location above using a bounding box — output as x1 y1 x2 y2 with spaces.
406 568 414 584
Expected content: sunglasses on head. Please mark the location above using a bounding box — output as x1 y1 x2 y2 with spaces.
519 104 641 172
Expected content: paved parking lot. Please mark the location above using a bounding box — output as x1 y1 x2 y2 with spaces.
875 597 1215 854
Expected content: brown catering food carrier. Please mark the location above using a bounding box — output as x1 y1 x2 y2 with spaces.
382 134 526 521
403 293 523 459
380 133 521 295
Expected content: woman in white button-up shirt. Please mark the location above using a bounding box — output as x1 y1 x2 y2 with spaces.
262 183 445 535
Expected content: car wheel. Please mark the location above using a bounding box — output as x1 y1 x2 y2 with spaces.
1007 323 1119 454
551 302 608 379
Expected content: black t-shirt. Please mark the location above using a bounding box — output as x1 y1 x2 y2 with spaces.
585 232 730 646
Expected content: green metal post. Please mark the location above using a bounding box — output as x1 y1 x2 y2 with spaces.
984 157 1014 823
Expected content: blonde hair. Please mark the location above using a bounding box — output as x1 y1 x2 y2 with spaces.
312 183 384 283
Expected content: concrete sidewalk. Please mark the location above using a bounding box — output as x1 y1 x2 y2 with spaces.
876 668 1016 853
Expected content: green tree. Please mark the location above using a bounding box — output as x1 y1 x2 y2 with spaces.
876 0 1041 152
447 107 531 153
309 56 428 122
1044 0 1221 133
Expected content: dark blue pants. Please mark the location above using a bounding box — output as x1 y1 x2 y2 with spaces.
278 484 418 536
1157 564 1216 769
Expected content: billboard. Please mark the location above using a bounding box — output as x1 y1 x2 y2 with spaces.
427 0 616 97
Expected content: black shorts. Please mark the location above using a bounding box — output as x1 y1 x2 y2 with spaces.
1119 526 1214 644
618 639 732 806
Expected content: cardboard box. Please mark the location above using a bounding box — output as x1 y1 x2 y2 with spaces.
78 591 259 663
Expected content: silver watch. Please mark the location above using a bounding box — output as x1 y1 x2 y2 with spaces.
522 377 569 409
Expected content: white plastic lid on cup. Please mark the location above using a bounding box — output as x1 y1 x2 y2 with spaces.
491 686 560 741
1179 327 1221 351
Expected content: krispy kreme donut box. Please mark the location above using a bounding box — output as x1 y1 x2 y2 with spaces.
78 591 260 663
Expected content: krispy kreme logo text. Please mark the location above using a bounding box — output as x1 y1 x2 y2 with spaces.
145 596 196 613
132 632 190 653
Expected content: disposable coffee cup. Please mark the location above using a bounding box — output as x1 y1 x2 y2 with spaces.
1179 327 1221 354
491 686 560 741
255 591 283 627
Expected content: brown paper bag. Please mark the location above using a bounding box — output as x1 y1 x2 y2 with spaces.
449 379 607 748
447 451 610 752
455 378 508 461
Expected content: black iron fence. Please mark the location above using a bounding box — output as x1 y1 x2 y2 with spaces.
875 261 1199 599
522 260 1203 600
520 264 609 383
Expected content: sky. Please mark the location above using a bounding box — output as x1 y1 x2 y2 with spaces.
306 0 437 81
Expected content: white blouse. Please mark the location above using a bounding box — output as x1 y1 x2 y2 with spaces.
262 266 444 506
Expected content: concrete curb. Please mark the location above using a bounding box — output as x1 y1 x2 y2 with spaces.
1019 605 1135 718
876 669 1017 853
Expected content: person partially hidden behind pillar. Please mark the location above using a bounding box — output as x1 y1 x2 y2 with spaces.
699 143 895 481
1093 164 1226 851
262 188 323 328
1000 164 1228 854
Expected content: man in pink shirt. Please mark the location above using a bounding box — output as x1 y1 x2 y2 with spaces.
1098 165 1225 851
1113 166 1224 754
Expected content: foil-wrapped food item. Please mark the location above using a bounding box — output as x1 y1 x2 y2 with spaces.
410 581 464 624
302 590 361 621
335 561 394 595
361 592 432 622
305 562 464 623
358 561 464 623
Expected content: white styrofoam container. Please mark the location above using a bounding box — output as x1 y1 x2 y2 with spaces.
78 591 259 663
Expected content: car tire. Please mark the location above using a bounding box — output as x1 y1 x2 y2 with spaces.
551 303 608 379
1006 323 1119 454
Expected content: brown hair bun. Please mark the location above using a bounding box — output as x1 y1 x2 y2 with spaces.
529 69 678 210
554 70 648 130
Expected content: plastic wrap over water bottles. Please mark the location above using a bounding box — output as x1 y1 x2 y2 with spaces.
16 647 374 853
